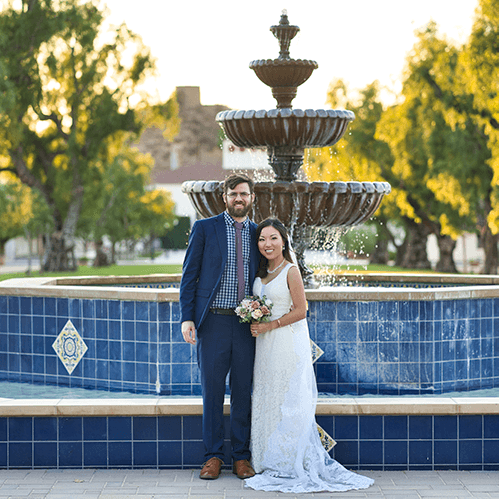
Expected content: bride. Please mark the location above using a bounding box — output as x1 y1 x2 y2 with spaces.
246 218 374 493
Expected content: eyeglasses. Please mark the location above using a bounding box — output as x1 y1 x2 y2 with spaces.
226 192 251 199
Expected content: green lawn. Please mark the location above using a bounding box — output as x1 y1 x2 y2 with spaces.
0 262 445 283
0 264 183 282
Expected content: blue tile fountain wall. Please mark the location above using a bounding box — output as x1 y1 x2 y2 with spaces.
310 298 499 395
0 295 187 396
1 414 499 470
1 293 499 396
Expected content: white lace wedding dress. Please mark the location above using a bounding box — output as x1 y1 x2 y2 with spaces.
245 263 374 493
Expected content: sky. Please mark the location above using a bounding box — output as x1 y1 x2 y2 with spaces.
101 0 479 111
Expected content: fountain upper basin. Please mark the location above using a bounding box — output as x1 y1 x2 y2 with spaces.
250 58 318 88
216 108 355 148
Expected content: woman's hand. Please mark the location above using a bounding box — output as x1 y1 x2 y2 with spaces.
250 321 273 337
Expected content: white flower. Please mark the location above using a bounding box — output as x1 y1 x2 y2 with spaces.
251 309 263 320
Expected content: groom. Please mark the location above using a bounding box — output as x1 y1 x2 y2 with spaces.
180 173 259 480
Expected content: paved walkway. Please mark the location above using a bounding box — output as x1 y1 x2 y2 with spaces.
0 469 499 498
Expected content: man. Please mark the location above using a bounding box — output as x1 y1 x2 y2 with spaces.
180 173 259 480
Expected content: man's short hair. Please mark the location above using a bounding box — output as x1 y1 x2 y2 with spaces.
223 173 254 194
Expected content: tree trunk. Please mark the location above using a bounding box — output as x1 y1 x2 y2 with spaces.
370 237 389 264
0 240 6 266
24 227 33 276
370 223 391 264
37 234 44 274
42 231 77 272
93 239 110 267
110 241 117 264
435 235 458 273
42 188 83 272
398 219 432 269
482 225 498 274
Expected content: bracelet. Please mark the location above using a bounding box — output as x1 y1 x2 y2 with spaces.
277 319 281 328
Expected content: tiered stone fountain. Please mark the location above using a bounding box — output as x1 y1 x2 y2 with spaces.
182 11 390 285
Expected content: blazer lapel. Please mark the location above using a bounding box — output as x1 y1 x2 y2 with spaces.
214 213 228 269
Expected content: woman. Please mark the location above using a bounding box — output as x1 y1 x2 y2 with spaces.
245 218 373 493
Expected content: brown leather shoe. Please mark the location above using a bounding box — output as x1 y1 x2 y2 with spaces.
199 456 223 480
232 459 255 479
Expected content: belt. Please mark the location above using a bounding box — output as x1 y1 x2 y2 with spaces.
210 308 236 316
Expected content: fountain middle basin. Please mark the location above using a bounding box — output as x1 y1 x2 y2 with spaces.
216 108 355 148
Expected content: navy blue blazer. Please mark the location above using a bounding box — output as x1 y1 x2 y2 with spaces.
179 213 259 330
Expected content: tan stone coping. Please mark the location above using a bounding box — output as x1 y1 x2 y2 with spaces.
2 272 499 302
0 275 181 302
1 397 498 417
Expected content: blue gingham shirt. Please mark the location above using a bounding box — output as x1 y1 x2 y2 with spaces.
211 211 251 309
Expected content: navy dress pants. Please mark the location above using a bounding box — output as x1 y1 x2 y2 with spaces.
197 312 255 462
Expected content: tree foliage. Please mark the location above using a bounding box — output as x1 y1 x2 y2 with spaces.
405 1 499 273
0 0 159 270
306 1 499 273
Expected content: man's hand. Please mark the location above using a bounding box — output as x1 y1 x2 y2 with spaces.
182 321 197 345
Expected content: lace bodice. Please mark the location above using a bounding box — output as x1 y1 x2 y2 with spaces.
253 263 294 320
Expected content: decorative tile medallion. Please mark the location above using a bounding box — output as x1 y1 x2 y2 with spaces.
317 424 337 452
52 320 88 374
310 339 324 364
309 339 334 450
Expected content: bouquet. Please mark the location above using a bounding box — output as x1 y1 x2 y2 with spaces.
235 296 273 323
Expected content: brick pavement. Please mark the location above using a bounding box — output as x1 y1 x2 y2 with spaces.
1 469 499 498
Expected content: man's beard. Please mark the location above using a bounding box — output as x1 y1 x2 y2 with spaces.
227 200 253 219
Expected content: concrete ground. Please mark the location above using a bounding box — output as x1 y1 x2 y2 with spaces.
0 469 499 499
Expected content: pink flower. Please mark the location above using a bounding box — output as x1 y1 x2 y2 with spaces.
251 300 260 309
260 305 270 315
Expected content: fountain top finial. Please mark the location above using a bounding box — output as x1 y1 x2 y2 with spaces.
270 10 300 59
249 12 317 109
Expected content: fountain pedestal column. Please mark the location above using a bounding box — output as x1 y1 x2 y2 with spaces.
268 146 304 181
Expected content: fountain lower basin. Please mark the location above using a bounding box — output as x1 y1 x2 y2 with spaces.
1 273 499 470
181 180 391 227
1 272 499 396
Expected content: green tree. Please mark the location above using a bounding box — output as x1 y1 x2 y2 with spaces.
0 0 156 270
161 216 191 250
0 176 31 261
79 137 175 265
411 4 499 273
376 83 484 271
304 80 416 267
315 23 493 273
463 0 499 273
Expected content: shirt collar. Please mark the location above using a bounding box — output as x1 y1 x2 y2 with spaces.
224 211 249 229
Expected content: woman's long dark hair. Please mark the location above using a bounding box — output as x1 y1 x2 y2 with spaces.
255 218 293 278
